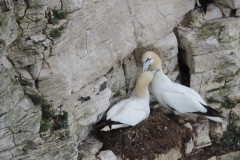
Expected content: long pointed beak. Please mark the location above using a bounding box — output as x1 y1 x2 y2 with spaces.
143 60 151 72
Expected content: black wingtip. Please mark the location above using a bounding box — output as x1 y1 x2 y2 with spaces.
93 119 124 131
193 103 224 118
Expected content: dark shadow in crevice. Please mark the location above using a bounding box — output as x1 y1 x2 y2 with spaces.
177 48 190 87
230 9 237 17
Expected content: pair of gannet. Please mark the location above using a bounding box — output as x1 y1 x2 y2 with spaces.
142 51 224 122
100 72 153 131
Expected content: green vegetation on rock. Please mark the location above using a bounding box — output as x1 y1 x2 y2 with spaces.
221 96 238 109
40 102 68 132
212 127 240 155
50 28 63 38
195 22 225 40
52 10 66 25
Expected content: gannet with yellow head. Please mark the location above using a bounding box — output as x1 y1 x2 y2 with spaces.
142 51 224 122
101 71 153 131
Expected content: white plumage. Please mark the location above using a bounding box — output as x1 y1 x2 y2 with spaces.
101 71 153 131
142 51 224 122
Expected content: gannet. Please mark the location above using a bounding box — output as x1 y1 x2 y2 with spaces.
100 71 153 131
142 51 224 122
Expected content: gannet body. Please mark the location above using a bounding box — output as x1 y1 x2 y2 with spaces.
142 51 224 122
101 71 153 131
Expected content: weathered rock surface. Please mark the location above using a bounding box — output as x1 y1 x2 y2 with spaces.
177 17 240 103
216 151 240 160
0 66 42 159
204 4 222 20
98 150 118 160
215 0 240 9
2 0 240 159
129 0 195 46
230 104 240 133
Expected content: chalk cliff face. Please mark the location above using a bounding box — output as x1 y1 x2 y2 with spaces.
0 0 240 159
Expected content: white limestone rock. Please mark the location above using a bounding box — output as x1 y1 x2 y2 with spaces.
153 32 179 79
217 151 240 160
42 0 136 105
217 4 232 17
204 4 222 20
208 157 217 160
62 77 111 142
98 150 118 160
123 54 139 94
215 0 240 9
30 34 46 42
0 66 42 159
78 136 103 158
237 8 240 16
177 18 240 101
106 62 127 104
48 0 62 10
228 91 240 101
185 139 194 154
128 0 195 46
0 12 20 45
62 0 82 12
231 104 240 120
193 120 212 149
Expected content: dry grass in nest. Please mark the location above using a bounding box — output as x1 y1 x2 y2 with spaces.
95 110 192 159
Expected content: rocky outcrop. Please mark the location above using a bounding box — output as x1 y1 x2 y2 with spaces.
1 0 240 159
177 15 240 105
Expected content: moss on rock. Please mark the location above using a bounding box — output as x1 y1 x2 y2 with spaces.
195 22 225 40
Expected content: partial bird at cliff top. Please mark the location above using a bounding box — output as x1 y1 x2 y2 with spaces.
196 0 214 14
98 71 153 131
142 51 225 123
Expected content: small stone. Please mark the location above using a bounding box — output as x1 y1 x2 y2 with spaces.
98 150 117 160
193 120 212 149
232 120 240 133
19 69 33 80
204 4 222 20
30 34 47 42
0 56 12 69
208 156 217 160
78 136 103 157
185 139 194 154
42 38 53 47
184 123 193 130
81 155 97 160
217 151 240 160
231 104 240 120
228 91 240 101
217 4 231 17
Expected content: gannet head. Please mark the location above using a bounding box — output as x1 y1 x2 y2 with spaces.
135 71 153 98
142 51 162 72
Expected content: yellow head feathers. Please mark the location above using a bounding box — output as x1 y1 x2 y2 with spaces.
142 51 162 72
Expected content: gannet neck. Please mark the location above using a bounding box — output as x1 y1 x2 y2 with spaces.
135 72 153 99
135 83 149 99
152 54 163 71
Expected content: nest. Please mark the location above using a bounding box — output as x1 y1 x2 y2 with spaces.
96 110 192 159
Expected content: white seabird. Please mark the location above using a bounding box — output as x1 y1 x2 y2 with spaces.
142 51 224 122
100 71 153 131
